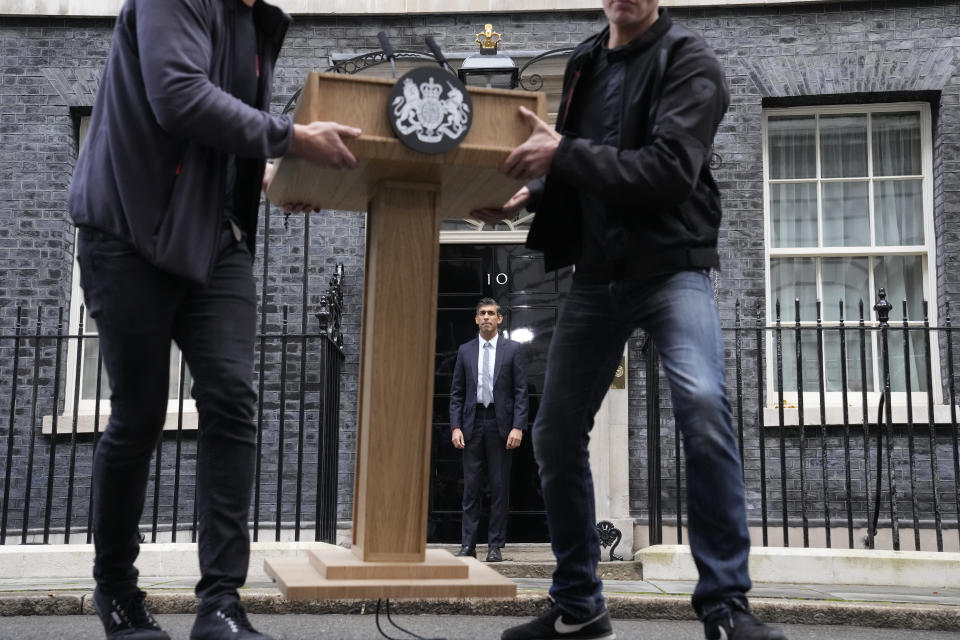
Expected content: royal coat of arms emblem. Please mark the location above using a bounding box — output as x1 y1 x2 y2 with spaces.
387 67 473 154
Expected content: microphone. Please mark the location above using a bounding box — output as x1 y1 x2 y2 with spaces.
377 31 397 78
424 36 453 75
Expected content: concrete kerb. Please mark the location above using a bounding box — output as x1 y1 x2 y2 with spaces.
637 544 960 589
1 590 960 631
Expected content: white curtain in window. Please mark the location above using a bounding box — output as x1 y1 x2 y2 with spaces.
770 257 819 392
771 183 817 248
872 113 922 176
874 255 926 392
823 330 874 393
820 115 868 178
822 182 869 246
874 179 923 246
821 258 872 392
771 257 817 321
821 257 869 320
768 116 816 179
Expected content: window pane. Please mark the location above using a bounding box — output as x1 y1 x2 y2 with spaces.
824 329 874 393
821 257 869 321
768 116 816 179
81 336 110 401
822 182 869 247
167 346 194 398
80 308 108 400
874 255 924 322
874 179 923 246
770 257 817 322
772 328 820 393
884 330 928 393
771 183 817 248
820 115 868 178
872 112 922 177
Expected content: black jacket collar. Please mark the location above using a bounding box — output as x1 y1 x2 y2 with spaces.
577 9 673 65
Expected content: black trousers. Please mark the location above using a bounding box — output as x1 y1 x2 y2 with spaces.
461 405 512 549
77 225 257 607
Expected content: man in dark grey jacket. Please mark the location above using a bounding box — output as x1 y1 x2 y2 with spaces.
68 1 359 639
475 1 785 640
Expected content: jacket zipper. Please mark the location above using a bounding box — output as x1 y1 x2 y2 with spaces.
206 0 236 283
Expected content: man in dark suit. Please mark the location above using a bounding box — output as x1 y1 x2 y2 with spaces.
449 298 529 562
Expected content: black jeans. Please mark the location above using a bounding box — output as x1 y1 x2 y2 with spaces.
76 225 258 607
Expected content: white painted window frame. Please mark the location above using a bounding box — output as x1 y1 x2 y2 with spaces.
761 102 939 422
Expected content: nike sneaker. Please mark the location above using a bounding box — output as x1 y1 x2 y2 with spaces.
703 602 786 640
501 603 615 640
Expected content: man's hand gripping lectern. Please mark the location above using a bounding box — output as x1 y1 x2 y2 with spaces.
262 72 545 600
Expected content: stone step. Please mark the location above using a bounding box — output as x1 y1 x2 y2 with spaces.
430 543 642 580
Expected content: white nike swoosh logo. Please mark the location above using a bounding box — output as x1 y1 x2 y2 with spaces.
718 627 729 640
554 610 606 634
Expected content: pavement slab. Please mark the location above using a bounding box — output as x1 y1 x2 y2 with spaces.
1 574 959 631
2 614 960 640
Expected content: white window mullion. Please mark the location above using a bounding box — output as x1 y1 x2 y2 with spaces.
868 255 882 395
866 111 876 250
815 113 823 251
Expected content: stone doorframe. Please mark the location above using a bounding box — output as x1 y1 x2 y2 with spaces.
440 229 634 554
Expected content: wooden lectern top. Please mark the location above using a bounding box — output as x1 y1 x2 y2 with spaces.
265 72 547 218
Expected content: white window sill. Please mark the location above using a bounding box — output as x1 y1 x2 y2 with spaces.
42 412 199 435
763 404 960 427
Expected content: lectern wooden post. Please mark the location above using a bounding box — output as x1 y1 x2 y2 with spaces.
263 72 545 599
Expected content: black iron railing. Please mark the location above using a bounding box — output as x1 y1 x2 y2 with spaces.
3 282 959 551
643 288 959 552
0 264 345 546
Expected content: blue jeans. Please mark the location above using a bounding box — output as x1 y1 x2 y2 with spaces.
533 270 751 619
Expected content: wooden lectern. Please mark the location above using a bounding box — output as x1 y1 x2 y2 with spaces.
262 72 545 600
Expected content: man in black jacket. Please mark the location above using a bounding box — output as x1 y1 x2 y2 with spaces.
449 298 528 563
475 2 785 639
68 1 359 639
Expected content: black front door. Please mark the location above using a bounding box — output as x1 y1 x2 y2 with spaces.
429 243 572 544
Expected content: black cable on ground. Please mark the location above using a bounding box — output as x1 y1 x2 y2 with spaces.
373 599 447 640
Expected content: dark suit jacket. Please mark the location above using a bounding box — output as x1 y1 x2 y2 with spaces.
449 335 528 442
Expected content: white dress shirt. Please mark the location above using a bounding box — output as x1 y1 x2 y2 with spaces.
476 333 499 405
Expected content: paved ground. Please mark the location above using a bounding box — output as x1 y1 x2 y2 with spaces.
3 614 960 640
3 575 959 607
2 544 959 632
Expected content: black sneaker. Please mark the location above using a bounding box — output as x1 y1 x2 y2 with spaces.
93 587 170 640
703 602 786 640
190 599 273 640
501 604 615 640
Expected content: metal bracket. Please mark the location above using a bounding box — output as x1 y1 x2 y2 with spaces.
596 520 623 561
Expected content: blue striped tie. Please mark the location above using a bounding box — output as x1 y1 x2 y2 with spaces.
481 341 493 407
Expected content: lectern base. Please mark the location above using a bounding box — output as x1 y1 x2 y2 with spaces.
264 547 517 600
